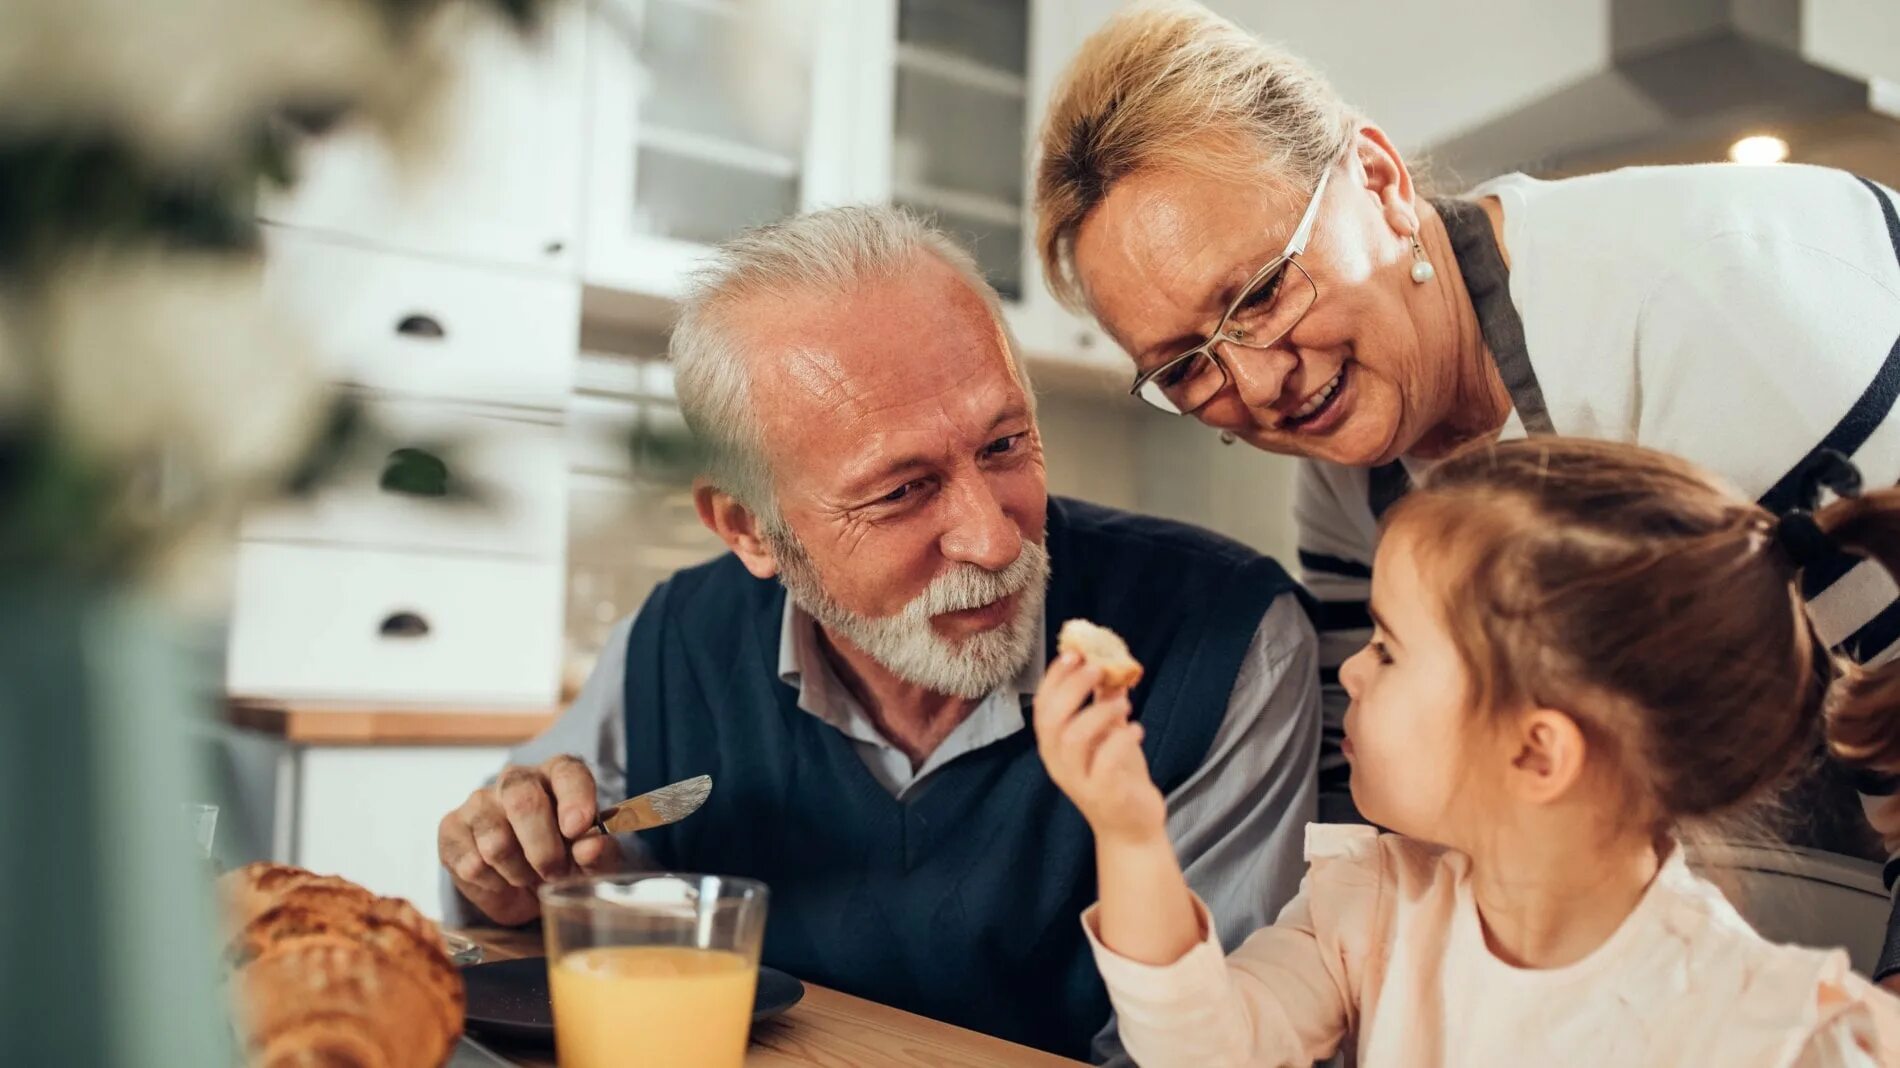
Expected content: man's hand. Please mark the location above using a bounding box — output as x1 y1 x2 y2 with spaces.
437 755 625 926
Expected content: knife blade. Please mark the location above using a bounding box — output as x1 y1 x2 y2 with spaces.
592 774 713 836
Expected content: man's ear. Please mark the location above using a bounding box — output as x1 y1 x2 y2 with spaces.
1500 707 1588 806
694 481 781 580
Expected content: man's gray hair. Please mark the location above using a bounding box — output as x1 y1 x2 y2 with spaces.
670 205 1032 516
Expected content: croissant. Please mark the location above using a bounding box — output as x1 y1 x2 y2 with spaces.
237 939 445 1068
220 864 463 1067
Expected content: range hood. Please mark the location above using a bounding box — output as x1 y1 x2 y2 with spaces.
1426 0 1879 181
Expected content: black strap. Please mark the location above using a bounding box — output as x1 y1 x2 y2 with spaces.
1298 550 1371 579
1366 461 1412 520
1434 196 1553 435
1759 178 1900 516
1756 334 1900 516
1880 866 1900 981
1764 177 1900 613
1312 601 1372 632
1362 199 1548 524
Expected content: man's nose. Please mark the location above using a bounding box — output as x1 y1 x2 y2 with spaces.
938 478 1022 572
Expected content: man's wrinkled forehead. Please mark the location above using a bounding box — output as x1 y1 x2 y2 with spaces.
737 259 1030 442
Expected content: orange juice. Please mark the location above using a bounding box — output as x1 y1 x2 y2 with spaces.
549 945 757 1068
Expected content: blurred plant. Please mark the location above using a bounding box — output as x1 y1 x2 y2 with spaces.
0 0 548 589
0 3 551 1066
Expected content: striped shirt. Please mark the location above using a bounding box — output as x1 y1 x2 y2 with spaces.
1295 164 1900 978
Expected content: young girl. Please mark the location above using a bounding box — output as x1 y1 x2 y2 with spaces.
1035 438 1900 1067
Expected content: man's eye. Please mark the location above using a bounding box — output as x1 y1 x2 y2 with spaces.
1371 640 1394 666
984 434 1023 457
882 480 921 504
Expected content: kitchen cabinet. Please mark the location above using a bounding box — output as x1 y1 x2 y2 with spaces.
261 231 580 409
580 0 867 299
294 745 513 918
258 3 590 275
579 0 1129 377
852 0 1122 375
227 542 565 706
235 6 587 710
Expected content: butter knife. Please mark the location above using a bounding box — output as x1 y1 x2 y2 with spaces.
592 774 712 836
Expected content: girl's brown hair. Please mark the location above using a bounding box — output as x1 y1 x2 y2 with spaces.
1385 437 1900 831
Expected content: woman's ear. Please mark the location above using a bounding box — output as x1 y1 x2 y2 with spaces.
1352 124 1419 238
1502 708 1589 805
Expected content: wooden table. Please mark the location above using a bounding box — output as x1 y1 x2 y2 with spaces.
458 928 1087 1067
227 699 558 746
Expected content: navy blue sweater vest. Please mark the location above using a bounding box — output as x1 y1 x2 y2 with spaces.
621 497 1300 1059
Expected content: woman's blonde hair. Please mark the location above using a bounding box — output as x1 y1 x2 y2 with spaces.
1034 0 1357 310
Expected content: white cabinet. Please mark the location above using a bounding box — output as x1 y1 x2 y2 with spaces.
237 3 588 710
263 229 580 409
242 402 569 559
818 1 1123 375
259 5 588 274
576 0 1128 377
227 543 565 706
581 0 866 298
855 0 1120 374
293 746 510 919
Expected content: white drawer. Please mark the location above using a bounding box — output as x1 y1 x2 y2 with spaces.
244 401 565 558
264 229 578 409
226 543 563 706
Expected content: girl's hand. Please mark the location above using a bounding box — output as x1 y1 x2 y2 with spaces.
1034 651 1167 844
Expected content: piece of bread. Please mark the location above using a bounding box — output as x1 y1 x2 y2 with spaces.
237 939 449 1068
1058 619 1144 689
230 903 463 1040
222 863 373 930
222 863 443 952
218 865 463 1068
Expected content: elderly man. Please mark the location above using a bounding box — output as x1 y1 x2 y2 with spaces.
437 206 1320 1062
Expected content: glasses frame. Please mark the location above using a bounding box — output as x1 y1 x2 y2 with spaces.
1128 162 1336 415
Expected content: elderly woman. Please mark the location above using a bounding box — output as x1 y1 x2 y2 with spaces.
1033 0 1900 987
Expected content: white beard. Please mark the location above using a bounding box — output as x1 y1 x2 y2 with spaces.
770 533 1051 700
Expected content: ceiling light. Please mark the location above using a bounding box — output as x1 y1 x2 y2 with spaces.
1728 134 1789 165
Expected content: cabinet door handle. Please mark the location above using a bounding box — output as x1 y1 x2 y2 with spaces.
395 314 446 340
380 448 450 497
378 611 431 639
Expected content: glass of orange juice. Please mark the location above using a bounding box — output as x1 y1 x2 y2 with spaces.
539 873 768 1068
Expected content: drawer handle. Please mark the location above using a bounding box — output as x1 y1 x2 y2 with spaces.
379 611 431 639
395 314 446 340
380 448 450 497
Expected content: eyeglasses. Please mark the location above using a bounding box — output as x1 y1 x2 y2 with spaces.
1128 162 1335 416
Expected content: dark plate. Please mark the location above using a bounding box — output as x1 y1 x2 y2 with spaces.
461 957 805 1046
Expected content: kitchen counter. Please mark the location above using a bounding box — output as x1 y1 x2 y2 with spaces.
227 699 558 746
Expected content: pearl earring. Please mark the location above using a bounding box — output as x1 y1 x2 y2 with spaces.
1218 431 1238 446
1409 234 1435 284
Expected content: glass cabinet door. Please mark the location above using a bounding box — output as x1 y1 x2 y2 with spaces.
889 0 1031 300
585 0 831 294
630 0 810 244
